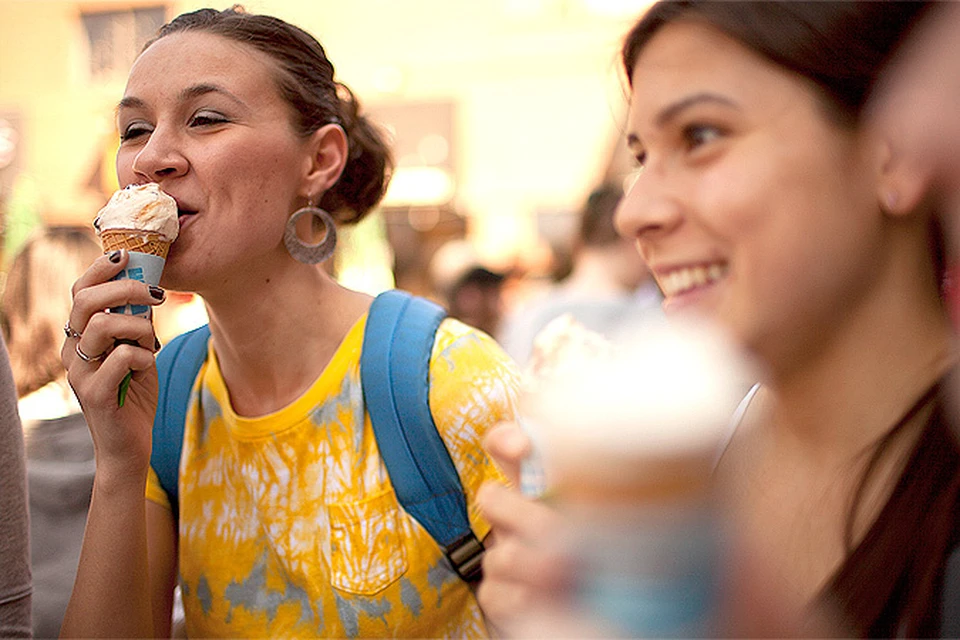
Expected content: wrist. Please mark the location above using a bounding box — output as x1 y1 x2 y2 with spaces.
93 462 149 499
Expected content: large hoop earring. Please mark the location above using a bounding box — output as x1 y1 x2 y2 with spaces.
284 206 337 264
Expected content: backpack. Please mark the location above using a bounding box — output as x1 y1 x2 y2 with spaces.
149 289 484 582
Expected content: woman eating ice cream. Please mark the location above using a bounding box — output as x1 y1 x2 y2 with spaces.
477 1 960 637
60 7 518 638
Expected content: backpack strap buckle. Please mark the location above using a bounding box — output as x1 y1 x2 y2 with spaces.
446 532 484 582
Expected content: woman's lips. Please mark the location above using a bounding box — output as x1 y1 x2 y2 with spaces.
176 209 198 233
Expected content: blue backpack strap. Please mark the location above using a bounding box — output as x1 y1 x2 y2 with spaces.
151 324 211 519
360 290 484 582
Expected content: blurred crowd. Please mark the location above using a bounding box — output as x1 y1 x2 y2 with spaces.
2 1 960 638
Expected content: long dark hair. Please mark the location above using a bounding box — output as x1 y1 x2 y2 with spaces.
146 6 392 224
622 2 956 636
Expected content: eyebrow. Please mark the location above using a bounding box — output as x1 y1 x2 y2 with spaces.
656 92 739 126
627 92 740 147
116 83 247 113
116 96 146 113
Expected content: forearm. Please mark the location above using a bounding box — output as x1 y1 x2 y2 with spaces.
61 469 155 638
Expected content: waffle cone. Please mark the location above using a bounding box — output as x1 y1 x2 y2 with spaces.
99 229 171 259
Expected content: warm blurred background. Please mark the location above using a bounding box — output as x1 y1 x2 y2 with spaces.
0 0 653 338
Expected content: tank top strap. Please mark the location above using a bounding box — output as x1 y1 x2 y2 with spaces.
713 383 761 470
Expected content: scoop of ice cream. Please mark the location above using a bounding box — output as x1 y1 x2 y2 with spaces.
93 183 179 242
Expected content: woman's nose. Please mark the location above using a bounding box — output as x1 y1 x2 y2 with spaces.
615 167 683 241
131 128 187 182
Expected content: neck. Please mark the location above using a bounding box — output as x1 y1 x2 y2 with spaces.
201 262 371 417
761 282 953 463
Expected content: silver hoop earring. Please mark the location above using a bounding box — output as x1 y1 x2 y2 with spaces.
283 206 337 264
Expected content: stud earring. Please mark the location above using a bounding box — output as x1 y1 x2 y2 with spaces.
884 190 900 212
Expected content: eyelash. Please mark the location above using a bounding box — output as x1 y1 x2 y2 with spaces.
683 124 724 151
189 112 229 127
119 111 229 142
119 123 151 142
629 123 724 167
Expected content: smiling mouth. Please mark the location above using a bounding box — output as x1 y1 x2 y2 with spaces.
658 263 727 297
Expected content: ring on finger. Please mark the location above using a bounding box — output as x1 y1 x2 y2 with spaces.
63 321 81 340
75 342 107 363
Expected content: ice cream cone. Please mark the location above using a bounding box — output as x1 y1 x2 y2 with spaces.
99 229 171 259
93 182 178 408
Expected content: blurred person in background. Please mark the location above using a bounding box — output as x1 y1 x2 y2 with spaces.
498 182 662 366
429 238 510 338
448 266 508 339
1 225 101 638
477 2 960 637
59 6 518 638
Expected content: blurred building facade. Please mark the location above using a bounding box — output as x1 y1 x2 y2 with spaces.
0 0 648 281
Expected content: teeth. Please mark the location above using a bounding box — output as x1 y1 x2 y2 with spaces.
659 264 726 297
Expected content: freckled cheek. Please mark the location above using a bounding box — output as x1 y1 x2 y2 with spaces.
115 149 137 184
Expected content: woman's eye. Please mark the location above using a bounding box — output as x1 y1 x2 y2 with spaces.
189 111 228 127
119 123 152 142
684 124 723 150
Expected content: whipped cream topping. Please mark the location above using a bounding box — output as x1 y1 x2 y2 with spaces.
93 183 179 242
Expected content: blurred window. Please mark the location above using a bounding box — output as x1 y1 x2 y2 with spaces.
81 6 166 78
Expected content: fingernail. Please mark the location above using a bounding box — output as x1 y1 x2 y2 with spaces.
108 250 122 263
149 286 165 300
154 337 162 352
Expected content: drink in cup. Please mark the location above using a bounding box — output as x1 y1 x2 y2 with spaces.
524 317 754 637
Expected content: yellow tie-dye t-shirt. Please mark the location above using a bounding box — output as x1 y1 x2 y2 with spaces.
145 313 519 638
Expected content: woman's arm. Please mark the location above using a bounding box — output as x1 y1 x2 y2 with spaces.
61 472 176 638
147 502 178 638
59 251 173 638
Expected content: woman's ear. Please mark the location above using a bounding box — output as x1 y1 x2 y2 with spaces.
877 138 934 218
300 123 348 199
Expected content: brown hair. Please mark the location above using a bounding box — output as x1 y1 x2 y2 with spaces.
622 2 952 636
622 2 929 127
1 226 102 397
578 183 624 249
147 6 393 224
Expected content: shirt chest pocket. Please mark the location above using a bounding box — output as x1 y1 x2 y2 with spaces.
327 488 408 595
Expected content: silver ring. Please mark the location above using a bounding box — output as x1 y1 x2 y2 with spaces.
63 321 81 340
75 342 107 363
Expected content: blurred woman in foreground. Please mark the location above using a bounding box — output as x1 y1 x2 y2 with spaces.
478 2 960 636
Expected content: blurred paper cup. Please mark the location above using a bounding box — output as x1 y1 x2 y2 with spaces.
525 316 755 637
